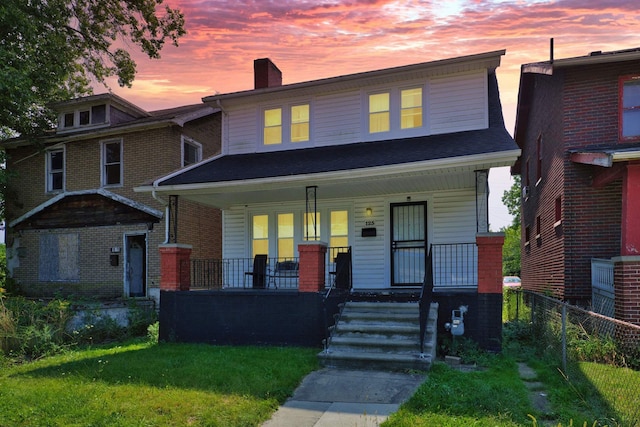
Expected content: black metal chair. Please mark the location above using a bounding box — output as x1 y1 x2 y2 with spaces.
244 254 268 288
333 249 352 290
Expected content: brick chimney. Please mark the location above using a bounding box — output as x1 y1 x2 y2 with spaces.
254 58 282 89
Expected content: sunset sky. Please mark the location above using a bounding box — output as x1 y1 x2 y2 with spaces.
105 0 640 229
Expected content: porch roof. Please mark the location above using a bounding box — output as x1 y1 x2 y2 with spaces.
137 74 519 207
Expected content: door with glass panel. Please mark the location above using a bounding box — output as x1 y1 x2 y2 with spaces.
391 202 427 286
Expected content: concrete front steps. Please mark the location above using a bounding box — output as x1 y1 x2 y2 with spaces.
319 301 438 371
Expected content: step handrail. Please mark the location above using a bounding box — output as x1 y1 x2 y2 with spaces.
419 244 434 354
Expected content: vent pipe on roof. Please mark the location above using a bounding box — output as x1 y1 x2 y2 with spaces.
254 58 282 89
550 38 554 64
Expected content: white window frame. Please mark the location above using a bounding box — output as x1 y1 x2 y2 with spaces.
247 205 352 258
45 148 65 193
181 136 203 167
59 104 109 130
101 138 123 187
260 102 311 149
620 75 640 140
364 84 426 141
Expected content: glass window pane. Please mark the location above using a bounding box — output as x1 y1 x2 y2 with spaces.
330 236 348 248
64 113 74 127
253 215 269 239
105 142 120 163
264 108 282 145
91 105 106 124
623 80 640 138
278 239 294 259
291 105 309 123
79 110 90 125
184 142 200 166
369 93 389 113
253 240 269 257
278 213 294 237
304 212 320 241
50 151 63 170
370 112 390 133
105 164 120 185
330 210 348 236
291 123 309 142
401 88 422 129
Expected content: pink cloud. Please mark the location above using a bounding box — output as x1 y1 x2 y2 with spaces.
105 0 640 135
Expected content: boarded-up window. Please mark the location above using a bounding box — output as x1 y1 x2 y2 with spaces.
39 234 80 281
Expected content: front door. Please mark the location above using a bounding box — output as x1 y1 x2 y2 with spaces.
125 234 146 297
391 202 427 286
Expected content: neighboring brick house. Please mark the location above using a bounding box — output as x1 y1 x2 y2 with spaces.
2 93 221 300
513 47 640 325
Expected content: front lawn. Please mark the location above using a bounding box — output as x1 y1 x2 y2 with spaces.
0 341 318 427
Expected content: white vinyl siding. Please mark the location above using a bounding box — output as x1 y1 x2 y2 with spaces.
429 71 488 135
227 108 258 154
222 70 488 152
314 91 361 146
222 190 478 290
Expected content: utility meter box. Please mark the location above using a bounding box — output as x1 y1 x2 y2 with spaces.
450 309 465 336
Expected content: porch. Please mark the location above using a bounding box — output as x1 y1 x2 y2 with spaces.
185 243 478 292
158 234 505 354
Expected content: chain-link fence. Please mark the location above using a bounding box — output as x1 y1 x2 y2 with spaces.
505 289 640 426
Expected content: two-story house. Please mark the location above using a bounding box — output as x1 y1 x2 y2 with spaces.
2 93 221 301
139 50 520 359
513 47 640 326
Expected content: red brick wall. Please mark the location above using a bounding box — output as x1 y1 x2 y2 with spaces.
519 61 638 304
614 258 640 324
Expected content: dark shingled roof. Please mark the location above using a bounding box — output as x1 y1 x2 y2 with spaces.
159 73 516 187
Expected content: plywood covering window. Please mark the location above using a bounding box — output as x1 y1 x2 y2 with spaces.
39 233 79 282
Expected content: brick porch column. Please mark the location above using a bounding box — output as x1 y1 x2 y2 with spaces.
476 232 504 352
476 233 505 294
159 244 192 291
613 256 640 325
298 242 327 292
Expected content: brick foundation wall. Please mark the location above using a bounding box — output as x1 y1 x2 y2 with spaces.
614 257 640 325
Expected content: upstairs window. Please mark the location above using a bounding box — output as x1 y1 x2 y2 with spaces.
60 104 108 129
621 76 640 139
401 88 422 129
46 149 64 192
369 93 390 133
291 104 309 142
102 139 122 186
264 108 282 145
182 136 202 167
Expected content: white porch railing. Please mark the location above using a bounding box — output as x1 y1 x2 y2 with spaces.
591 258 615 317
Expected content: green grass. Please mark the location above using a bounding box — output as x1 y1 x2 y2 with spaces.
383 357 532 426
0 340 318 427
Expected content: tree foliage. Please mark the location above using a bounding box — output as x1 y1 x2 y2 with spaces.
501 174 521 226
0 0 186 140
501 175 522 276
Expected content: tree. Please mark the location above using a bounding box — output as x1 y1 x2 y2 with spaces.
0 0 185 221
501 175 521 276
0 0 186 141
501 174 521 226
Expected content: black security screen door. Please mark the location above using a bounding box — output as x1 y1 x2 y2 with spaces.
391 202 427 286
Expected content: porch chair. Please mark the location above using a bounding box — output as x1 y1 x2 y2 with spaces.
332 249 352 290
268 260 299 289
244 254 268 289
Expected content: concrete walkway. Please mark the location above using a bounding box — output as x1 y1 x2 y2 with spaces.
262 368 426 427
